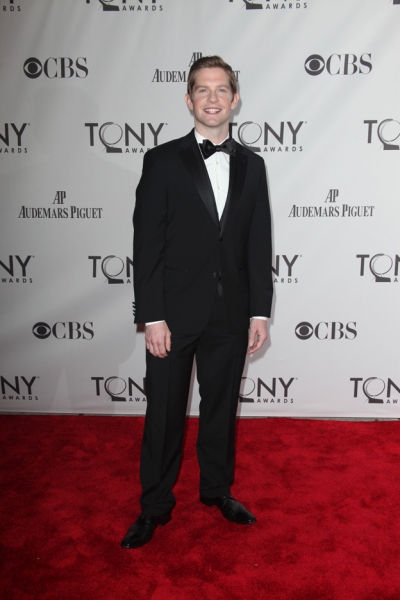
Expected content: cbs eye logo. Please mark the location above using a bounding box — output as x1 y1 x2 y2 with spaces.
23 58 42 79
295 322 314 340
32 322 52 339
295 321 357 340
304 55 326 76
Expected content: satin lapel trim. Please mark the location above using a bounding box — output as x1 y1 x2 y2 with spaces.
220 149 247 234
179 143 220 230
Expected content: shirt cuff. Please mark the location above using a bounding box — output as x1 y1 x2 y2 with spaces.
146 318 267 324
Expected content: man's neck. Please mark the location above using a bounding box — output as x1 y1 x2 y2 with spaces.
194 124 230 145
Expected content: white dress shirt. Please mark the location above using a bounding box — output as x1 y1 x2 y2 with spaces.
195 130 230 219
145 129 267 325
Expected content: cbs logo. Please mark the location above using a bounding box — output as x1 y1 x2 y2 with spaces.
295 321 357 340
23 57 88 79
32 322 94 340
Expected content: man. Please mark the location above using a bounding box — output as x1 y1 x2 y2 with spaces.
121 56 273 549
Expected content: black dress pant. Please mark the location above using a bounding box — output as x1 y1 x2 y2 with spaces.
139 293 249 516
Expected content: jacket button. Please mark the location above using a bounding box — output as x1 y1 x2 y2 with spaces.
213 272 217 278
219 236 224 241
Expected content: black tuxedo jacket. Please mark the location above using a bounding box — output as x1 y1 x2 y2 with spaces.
133 130 273 335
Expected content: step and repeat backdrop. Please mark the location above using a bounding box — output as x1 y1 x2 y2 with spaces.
1 0 399 418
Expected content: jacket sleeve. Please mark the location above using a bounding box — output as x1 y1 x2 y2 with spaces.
133 150 167 324
247 160 274 318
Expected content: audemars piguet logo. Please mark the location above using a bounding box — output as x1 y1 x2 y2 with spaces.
152 52 240 84
152 52 201 84
18 192 103 220
289 189 375 218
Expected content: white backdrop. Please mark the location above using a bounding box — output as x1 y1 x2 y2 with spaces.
1 0 399 417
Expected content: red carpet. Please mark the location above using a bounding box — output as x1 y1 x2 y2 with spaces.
1 415 400 600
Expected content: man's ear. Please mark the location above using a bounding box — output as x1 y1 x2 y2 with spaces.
231 92 240 110
185 93 193 111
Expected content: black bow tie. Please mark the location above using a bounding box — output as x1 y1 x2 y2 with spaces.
200 138 236 159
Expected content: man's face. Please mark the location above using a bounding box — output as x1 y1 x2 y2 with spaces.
185 67 239 137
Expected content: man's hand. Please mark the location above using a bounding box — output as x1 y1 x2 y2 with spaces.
247 318 268 356
145 322 171 358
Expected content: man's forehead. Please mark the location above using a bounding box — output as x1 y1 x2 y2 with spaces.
193 68 230 87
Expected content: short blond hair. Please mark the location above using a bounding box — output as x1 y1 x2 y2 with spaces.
187 55 237 96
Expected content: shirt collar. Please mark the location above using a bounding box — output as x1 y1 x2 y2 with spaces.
194 129 230 146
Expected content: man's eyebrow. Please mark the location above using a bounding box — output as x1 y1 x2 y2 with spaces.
194 83 229 89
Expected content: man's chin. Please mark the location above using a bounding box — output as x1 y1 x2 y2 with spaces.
198 117 226 130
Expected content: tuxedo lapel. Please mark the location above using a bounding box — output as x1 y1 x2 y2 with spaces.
220 144 247 233
179 134 220 230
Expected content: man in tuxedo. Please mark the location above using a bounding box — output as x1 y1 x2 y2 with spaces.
121 56 273 549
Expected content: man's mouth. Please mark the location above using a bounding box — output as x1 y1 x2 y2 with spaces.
204 108 221 114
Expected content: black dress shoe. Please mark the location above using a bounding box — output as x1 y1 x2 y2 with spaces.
121 512 171 549
200 494 257 525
